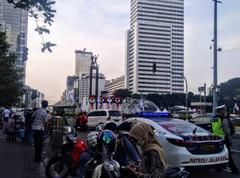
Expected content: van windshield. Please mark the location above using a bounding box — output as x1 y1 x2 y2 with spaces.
109 111 121 117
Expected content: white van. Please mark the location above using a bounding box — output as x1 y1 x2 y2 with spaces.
87 110 121 129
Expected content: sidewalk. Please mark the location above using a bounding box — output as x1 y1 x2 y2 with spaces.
0 132 45 178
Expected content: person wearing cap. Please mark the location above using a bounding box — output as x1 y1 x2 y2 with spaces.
212 105 239 174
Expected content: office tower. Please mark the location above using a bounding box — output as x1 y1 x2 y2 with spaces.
125 0 184 94
0 0 28 79
75 49 93 76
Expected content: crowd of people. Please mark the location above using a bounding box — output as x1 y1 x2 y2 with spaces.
1 102 239 177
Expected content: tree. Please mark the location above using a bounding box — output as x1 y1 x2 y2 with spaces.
218 78 240 111
113 89 132 99
0 32 24 107
7 0 56 52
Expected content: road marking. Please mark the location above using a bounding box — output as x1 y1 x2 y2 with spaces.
231 149 240 154
222 168 231 173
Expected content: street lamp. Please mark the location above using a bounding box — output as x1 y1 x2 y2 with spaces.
212 0 222 116
152 63 189 120
171 72 188 121
182 75 188 121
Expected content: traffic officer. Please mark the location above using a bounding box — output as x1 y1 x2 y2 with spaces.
212 105 239 174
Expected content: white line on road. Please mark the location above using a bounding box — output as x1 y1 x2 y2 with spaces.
231 149 240 153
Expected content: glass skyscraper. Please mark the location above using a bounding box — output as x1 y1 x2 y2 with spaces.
0 0 28 82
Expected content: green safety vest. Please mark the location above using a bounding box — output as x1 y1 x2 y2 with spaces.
211 118 225 137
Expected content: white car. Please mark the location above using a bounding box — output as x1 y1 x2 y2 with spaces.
118 112 229 168
87 110 121 129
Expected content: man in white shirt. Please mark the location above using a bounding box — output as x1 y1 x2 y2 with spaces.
2 108 11 123
32 100 49 162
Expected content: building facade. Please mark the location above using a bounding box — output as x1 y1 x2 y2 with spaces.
105 76 125 96
125 0 184 95
66 76 78 103
75 73 106 104
75 49 92 76
0 0 28 80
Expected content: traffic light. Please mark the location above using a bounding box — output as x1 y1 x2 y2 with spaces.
152 62 157 73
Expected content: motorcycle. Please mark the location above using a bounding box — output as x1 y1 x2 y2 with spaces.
91 145 122 178
89 142 189 178
45 128 86 178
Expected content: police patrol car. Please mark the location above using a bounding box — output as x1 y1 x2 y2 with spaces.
118 112 229 168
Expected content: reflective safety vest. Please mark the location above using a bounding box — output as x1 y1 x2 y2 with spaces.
211 118 225 137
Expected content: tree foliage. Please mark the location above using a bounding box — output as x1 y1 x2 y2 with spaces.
113 89 132 99
7 0 56 52
0 32 24 107
218 78 240 111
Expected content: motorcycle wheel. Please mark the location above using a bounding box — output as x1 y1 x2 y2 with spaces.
45 157 70 178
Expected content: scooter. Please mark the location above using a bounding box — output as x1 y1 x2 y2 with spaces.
45 129 86 178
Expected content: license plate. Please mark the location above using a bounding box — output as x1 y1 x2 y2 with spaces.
200 144 216 151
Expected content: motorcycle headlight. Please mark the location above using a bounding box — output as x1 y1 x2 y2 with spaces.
103 160 121 177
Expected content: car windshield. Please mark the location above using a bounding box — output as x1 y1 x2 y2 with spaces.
109 111 121 117
158 120 208 135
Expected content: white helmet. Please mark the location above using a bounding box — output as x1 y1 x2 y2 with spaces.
86 131 99 147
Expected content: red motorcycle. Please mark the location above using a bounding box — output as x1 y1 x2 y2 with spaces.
45 134 86 178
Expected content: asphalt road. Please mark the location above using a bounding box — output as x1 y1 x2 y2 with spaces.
76 130 240 178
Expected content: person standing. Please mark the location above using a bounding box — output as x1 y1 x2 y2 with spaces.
128 122 167 178
32 100 50 162
2 107 11 124
212 105 239 174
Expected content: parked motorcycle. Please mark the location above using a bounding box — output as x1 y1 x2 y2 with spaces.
45 129 86 178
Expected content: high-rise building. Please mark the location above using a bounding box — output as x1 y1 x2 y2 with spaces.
75 73 106 104
0 0 28 79
125 0 184 95
66 76 78 103
75 49 93 76
105 76 125 96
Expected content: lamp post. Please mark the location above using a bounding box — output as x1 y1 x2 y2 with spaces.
212 0 222 116
152 63 189 120
171 72 188 121
182 75 188 121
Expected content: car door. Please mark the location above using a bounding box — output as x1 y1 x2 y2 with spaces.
87 111 98 128
98 111 107 125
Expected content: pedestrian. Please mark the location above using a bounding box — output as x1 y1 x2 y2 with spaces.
32 100 50 162
2 107 11 124
24 108 34 143
212 105 239 174
6 115 17 141
128 122 167 178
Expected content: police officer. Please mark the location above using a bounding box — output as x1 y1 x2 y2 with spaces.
212 105 239 174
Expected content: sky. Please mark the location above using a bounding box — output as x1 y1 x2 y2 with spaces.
26 0 240 104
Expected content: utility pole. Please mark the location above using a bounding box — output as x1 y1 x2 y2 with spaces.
212 0 222 116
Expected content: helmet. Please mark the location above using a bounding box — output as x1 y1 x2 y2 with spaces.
104 122 118 133
98 130 116 154
86 131 99 147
